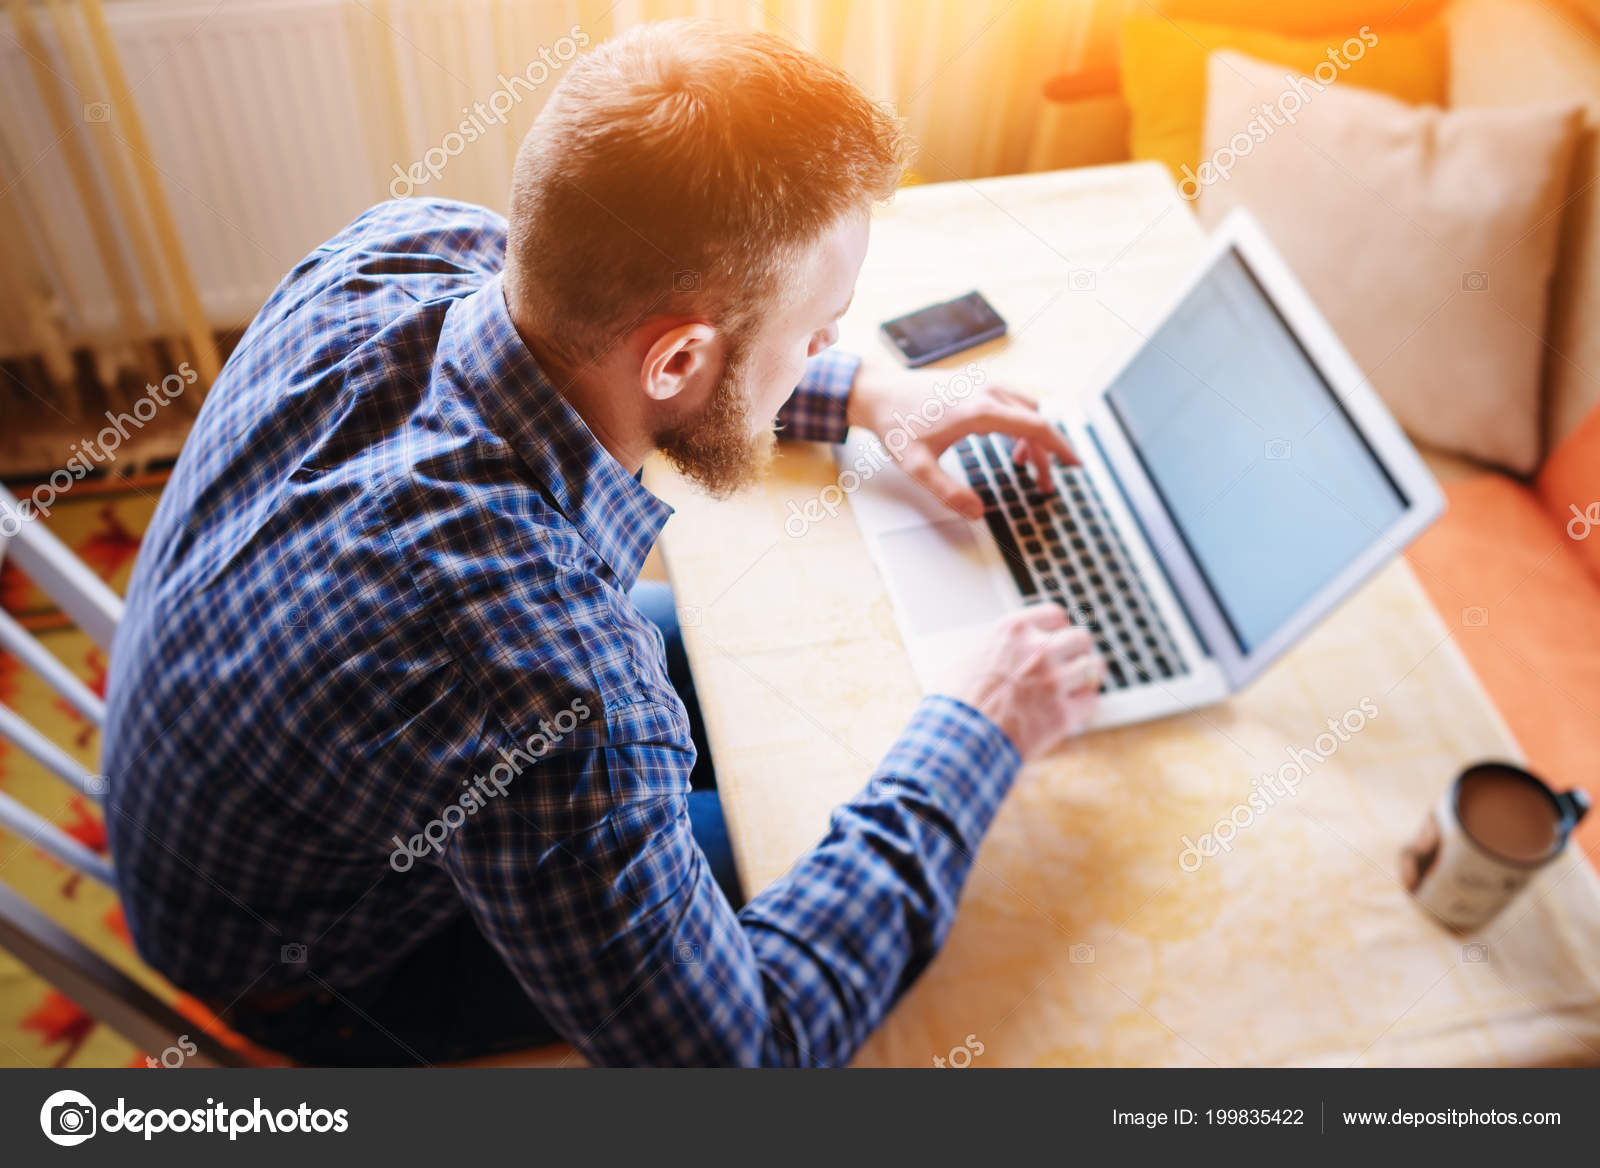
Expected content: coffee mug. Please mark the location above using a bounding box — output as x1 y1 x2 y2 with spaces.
1401 762 1590 931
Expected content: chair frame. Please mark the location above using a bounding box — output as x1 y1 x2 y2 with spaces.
0 483 249 1066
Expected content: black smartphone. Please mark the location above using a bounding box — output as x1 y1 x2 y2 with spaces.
880 291 1007 367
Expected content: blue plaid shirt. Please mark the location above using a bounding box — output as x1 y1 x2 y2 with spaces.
103 199 1021 1067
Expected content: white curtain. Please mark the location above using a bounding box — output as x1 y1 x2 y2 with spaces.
0 0 1124 364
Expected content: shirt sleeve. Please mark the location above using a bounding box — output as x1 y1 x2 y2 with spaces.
439 693 1019 1066
774 349 860 444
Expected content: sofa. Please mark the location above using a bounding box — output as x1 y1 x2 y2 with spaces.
1030 0 1600 864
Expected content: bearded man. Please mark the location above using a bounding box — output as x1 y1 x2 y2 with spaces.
103 19 1102 1067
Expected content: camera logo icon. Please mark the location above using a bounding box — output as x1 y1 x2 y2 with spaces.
1069 943 1095 964
280 942 308 964
82 102 110 123
1264 438 1292 460
1461 606 1489 628
1461 271 1489 292
674 942 702 965
1069 269 1096 291
868 775 907 800
673 270 700 292
1462 943 1489 963
40 1089 97 1146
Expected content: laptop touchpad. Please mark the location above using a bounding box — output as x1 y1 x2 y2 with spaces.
879 520 1013 635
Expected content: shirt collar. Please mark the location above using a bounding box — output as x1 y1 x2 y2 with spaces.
442 274 673 589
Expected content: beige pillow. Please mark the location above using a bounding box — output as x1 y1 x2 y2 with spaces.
1195 49 1581 473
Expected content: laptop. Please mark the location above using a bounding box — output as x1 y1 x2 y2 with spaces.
838 209 1445 732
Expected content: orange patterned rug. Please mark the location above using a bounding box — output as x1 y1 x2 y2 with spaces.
0 473 270 1068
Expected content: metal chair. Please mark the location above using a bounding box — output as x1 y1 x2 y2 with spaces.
0 483 247 1066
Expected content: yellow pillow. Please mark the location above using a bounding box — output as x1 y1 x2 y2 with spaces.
1120 16 1448 183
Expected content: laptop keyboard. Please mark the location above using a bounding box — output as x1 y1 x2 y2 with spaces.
955 433 1191 693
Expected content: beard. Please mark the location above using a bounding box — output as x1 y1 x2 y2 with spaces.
654 338 776 498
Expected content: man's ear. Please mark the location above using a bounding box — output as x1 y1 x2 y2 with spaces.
640 321 719 404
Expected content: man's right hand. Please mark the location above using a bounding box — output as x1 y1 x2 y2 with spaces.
951 605 1104 761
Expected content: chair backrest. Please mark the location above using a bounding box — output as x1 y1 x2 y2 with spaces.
0 484 246 1067
0 484 119 885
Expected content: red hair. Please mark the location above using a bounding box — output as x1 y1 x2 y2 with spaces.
505 19 909 367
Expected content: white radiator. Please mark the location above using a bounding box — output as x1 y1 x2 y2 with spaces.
0 0 1106 364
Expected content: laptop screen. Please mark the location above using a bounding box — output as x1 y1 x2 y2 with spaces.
1104 247 1407 653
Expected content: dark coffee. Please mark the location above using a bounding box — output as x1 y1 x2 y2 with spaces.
1457 766 1560 862
1408 762 1589 929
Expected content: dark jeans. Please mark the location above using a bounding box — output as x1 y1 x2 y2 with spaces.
220 581 738 1066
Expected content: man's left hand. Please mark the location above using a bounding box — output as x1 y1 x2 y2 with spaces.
845 365 1079 521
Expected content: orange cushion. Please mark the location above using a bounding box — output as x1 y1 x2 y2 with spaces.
1407 474 1600 868
1156 0 1449 35
1535 399 1600 583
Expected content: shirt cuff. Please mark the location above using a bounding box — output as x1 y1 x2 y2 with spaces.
865 694 1022 851
774 349 860 444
